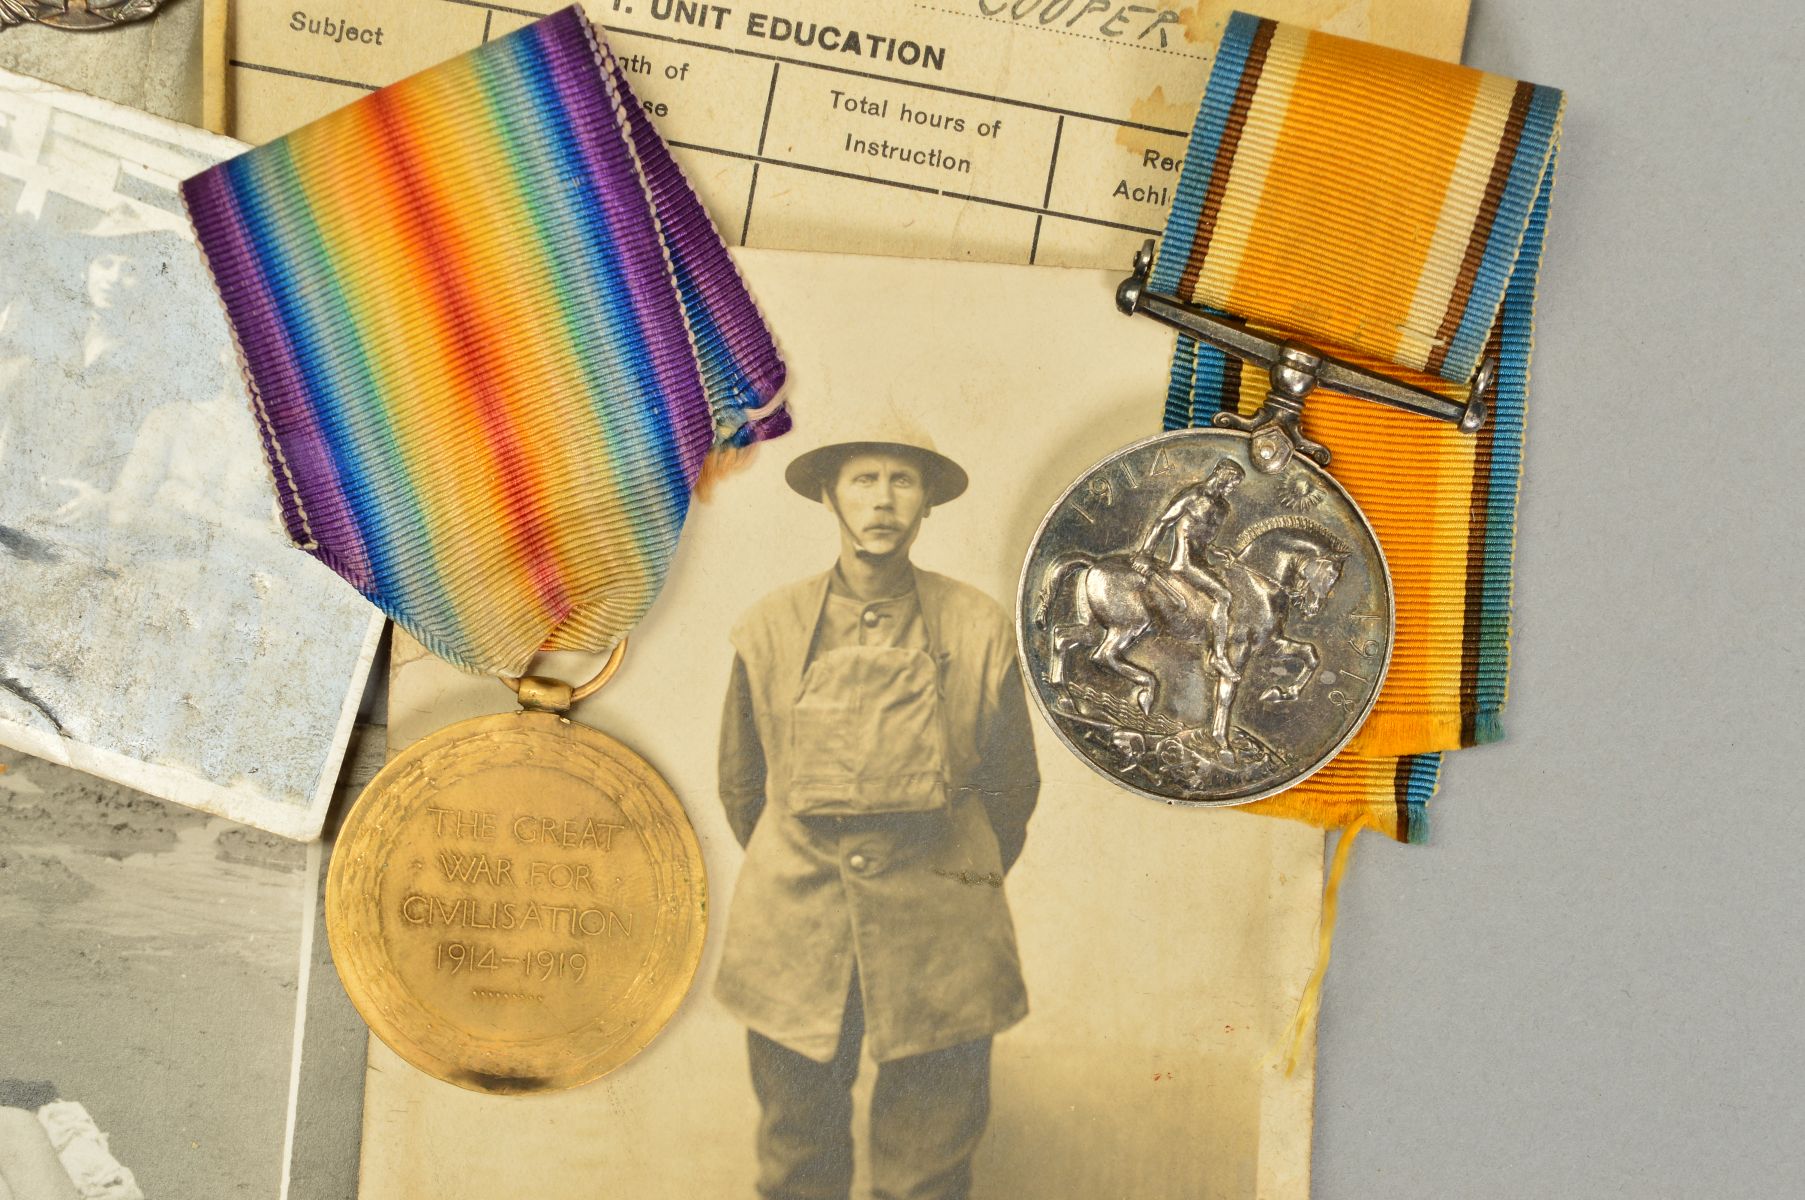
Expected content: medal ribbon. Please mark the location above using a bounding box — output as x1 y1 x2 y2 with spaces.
181 6 788 676
1156 14 1563 841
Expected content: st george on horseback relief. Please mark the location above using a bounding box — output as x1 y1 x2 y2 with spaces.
1019 433 1392 806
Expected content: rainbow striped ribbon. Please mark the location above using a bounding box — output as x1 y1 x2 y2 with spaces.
182 6 788 676
1155 14 1563 841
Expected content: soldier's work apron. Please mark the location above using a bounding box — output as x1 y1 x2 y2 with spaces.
786 645 950 817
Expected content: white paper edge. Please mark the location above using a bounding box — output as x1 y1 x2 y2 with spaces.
0 613 384 840
0 67 248 156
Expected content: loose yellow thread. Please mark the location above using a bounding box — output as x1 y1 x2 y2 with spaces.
1269 814 1372 1076
693 441 757 502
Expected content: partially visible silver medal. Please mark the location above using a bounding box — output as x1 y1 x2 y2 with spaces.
1016 242 1491 806
1 1 172 32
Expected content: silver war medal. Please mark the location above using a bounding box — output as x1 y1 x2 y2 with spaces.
1016 242 1491 806
1 1 172 32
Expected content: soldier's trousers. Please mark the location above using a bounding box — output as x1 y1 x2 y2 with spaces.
746 978 992 1200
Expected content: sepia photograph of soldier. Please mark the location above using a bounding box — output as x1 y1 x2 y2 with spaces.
356 252 1327 1200
715 422 1039 1200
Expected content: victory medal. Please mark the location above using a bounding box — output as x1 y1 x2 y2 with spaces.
1017 243 1491 806
328 645 708 1094
180 8 789 1093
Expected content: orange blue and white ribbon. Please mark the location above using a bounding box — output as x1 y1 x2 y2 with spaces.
182 6 787 676
1156 14 1564 840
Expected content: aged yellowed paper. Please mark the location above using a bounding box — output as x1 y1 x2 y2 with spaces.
223 0 1468 268
360 247 1325 1199
203 0 230 133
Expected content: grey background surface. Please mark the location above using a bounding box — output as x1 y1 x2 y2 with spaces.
5 1 1801 1197
1315 4 1804 1199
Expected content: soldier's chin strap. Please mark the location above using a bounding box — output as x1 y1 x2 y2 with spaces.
823 491 875 559
823 490 915 563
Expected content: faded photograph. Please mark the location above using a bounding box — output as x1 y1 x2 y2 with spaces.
716 424 1037 1198
361 251 1326 1200
0 747 311 1199
0 75 379 837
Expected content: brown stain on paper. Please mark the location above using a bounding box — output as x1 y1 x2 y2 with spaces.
1125 0 1379 161
1175 4 1223 44
1179 0 1375 44
1178 0 1372 42
1115 85 1197 158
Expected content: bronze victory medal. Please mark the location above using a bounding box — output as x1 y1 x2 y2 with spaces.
326 709 706 1093
1017 428 1393 806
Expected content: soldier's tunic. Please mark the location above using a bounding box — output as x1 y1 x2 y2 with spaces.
717 565 1039 1061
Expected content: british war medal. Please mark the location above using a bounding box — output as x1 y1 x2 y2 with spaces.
1019 14 1562 827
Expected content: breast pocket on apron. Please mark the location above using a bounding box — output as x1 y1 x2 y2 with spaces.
787 645 949 817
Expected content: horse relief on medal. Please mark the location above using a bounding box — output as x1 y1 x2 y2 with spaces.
1018 430 1393 806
